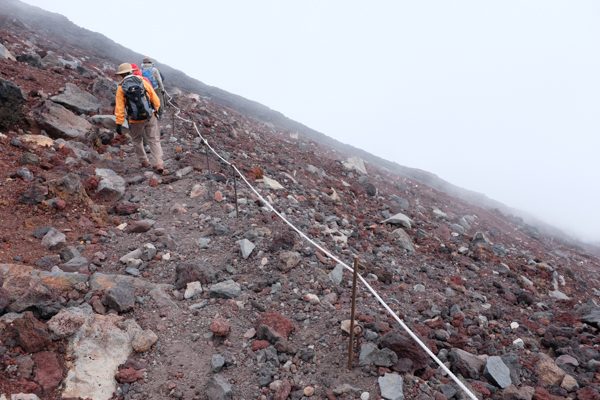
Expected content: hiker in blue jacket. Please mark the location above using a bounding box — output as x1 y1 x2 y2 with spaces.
141 57 165 117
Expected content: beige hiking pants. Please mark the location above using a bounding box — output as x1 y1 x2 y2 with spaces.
129 115 163 166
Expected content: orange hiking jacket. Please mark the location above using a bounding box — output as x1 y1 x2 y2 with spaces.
115 75 160 125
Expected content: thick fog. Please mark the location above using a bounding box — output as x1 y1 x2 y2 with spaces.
21 1 600 243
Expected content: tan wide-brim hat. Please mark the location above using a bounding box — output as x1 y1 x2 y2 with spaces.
115 63 135 75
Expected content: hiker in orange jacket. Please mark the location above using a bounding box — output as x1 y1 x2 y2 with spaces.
114 63 167 175
131 63 152 148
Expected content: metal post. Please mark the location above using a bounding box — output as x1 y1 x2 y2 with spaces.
172 111 175 138
206 151 210 173
348 257 359 370
232 165 239 218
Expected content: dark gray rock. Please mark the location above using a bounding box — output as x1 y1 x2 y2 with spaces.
390 195 409 209
582 309 600 329
500 353 522 386
51 83 101 115
378 373 404 400
213 223 230 236
41 227 66 250
92 78 118 110
19 184 46 204
17 167 34 181
59 257 89 273
0 78 26 129
211 354 225 372
210 280 241 299
105 283 135 312
483 356 511 388
17 53 45 69
205 374 233 400
59 246 81 262
27 100 93 140
19 153 40 166
35 255 61 268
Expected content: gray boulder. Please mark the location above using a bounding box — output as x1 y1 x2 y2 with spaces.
390 195 409 209
210 280 241 299
0 78 26 129
105 283 135 312
41 228 66 250
483 356 512 388
238 239 255 259
27 100 93 140
0 43 16 60
382 213 412 229
392 228 414 252
51 83 102 115
205 375 233 400
42 51 62 68
582 309 600 329
94 168 125 202
378 373 404 400
17 53 45 69
328 264 345 285
92 78 118 110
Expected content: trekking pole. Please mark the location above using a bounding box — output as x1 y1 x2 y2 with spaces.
347 257 359 370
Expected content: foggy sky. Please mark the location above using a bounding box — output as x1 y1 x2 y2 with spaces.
19 1 600 242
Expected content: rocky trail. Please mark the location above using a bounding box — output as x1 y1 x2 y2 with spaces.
2 6 600 400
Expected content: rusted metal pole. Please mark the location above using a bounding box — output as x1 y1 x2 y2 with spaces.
232 165 239 218
206 151 210 173
348 257 359 370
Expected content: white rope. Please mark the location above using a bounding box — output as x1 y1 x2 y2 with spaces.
163 92 479 400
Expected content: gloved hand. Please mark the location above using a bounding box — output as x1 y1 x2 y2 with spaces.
116 125 122 135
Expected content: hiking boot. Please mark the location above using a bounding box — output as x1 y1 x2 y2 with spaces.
140 161 150 169
155 165 168 175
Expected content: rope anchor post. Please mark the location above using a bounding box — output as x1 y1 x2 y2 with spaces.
347 257 359 370
232 164 239 218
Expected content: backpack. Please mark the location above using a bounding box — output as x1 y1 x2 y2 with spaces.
141 66 157 88
120 76 154 121
159 70 165 82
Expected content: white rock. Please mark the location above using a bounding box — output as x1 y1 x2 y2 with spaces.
510 322 519 329
61 306 140 400
184 282 203 299
342 156 367 175
303 294 320 305
258 176 285 190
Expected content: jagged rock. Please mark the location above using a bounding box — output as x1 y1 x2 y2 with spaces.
359 343 398 367
380 330 429 370
120 249 142 264
59 256 89 273
582 310 600 329
213 222 230 236
94 168 126 202
390 195 409 209
19 184 46 204
0 287 9 313
254 311 294 344
210 319 230 336
576 299 599 315
483 356 512 388
20 152 40 166
48 173 91 203
17 52 45 69
132 330 158 352
13 311 51 353
212 354 225 372
279 251 301 271
92 78 118 110
47 309 85 340
129 219 155 233
0 78 27 129
50 83 101 115
27 100 93 140
17 166 34 181
205 375 234 400
378 373 404 400
41 51 62 68
329 264 345 285
104 282 135 312
472 232 492 245
32 351 62 393
0 42 17 60
61 306 140 400
239 238 255 259
343 156 367 175
41 227 66 250
535 353 566 387
210 280 241 299
391 228 415 252
174 263 217 289
382 213 412 229
185 281 203 299
258 176 285 190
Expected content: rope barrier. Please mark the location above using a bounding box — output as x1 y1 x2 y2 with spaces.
163 92 479 400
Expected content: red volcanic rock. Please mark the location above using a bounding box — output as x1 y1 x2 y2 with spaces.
578 387 600 400
471 381 491 398
214 190 223 202
115 368 143 383
533 387 566 400
274 379 291 400
251 340 270 351
210 318 230 337
115 201 139 215
254 311 294 344
33 351 62 393
14 312 51 353
83 175 99 194
380 330 430 371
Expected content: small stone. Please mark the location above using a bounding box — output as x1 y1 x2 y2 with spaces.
378 373 404 400
47 309 85 340
132 330 158 352
210 318 230 336
205 375 233 400
104 283 135 312
184 281 203 299
41 227 66 250
210 280 241 299
239 238 255 259
196 238 211 248
304 386 315 397
211 354 225 372
17 167 34 181
214 191 223 202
